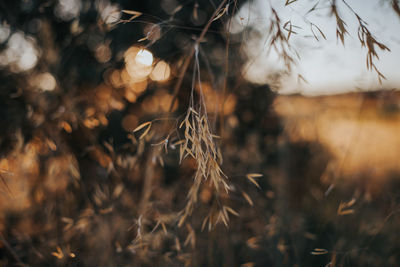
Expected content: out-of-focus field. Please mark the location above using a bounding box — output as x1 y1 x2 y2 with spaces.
274 91 400 183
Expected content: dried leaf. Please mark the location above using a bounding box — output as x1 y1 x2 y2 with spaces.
225 206 239 216
246 173 263 189
242 191 254 206
193 3 199 20
121 10 142 15
285 0 298 6
139 126 151 139
172 5 183 15
315 25 326 40
183 224 196 248
311 248 328 255
306 1 319 15
201 216 209 231
283 20 297 40
46 138 57 151
311 23 326 41
60 121 72 133
175 237 181 252
219 211 228 226
133 121 152 132
178 215 186 228
246 173 263 178
52 246 64 259
213 4 229 21
297 74 308 84
337 198 356 215
338 209 354 215
161 222 168 234
121 10 142 19
392 0 400 19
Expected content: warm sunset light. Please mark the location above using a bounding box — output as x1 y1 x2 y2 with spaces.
124 47 153 81
150 60 170 82
2 1 400 266
135 49 153 67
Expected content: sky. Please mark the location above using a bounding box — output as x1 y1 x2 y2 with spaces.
231 0 400 95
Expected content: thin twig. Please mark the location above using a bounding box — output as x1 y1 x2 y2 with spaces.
169 0 229 112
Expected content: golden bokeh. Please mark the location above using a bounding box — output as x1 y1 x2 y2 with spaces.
124 47 153 82
150 60 171 82
135 49 153 67
196 83 236 115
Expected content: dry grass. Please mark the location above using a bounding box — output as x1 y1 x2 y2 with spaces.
176 45 231 228
262 0 392 85
1 0 400 266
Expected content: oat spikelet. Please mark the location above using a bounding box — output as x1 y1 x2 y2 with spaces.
178 44 229 226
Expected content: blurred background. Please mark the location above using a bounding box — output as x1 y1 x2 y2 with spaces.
0 0 399 266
